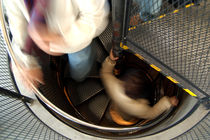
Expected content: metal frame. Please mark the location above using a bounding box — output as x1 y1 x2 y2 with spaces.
124 0 209 98
0 87 33 103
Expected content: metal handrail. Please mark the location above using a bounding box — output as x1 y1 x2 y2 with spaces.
0 0 146 132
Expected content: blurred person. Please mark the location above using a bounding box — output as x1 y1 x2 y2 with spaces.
130 0 162 25
137 0 162 21
5 0 109 90
100 50 178 125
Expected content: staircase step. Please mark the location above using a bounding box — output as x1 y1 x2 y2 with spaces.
65 78 104 106
76 91 110 124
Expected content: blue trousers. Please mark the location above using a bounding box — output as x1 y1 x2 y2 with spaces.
68 45 95 82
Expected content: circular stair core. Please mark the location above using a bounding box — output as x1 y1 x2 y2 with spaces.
33 47 198 138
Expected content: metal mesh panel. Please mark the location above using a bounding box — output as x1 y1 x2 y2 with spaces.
0 94 69 140
0 27 69 140
173 113 210 140
0 30 16 92
126 0 210 97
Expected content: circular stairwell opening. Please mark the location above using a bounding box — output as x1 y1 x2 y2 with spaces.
33 40 197 138
2 16 198 138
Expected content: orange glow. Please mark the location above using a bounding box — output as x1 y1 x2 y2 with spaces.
64 87 73 106
109 107 139 126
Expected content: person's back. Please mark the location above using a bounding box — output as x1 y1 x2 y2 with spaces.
119 68 154 102
100 53 178 125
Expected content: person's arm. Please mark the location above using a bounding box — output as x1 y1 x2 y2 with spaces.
100 57 128 105
125 96 174 120
49 0 110 53
4 0 40 69
100 57 178 120
5 0 44 88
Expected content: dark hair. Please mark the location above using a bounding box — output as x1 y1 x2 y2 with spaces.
116 51 155 104
119 68 154 102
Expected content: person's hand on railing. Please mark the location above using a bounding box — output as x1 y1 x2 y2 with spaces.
11 62 44 91
109 49 119 61
169 96 179 107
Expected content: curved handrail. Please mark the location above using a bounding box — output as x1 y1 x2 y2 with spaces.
0 0 146 132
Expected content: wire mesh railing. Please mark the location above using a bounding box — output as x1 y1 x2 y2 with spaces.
0 93 69 140
0 25 69 140
125 0 210 98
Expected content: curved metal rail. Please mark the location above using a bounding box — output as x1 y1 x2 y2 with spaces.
0 0 154 132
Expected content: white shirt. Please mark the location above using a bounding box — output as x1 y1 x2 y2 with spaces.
100 57 173 120
4 0 109 68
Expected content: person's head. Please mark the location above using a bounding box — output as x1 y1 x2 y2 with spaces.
119 68 154 104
